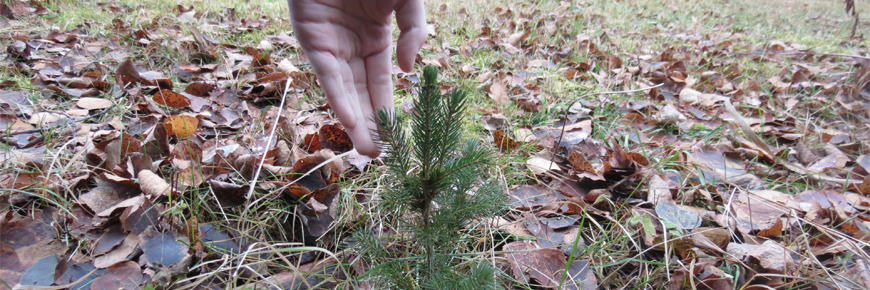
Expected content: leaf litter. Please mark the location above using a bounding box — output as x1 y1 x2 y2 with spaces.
0 0 869 289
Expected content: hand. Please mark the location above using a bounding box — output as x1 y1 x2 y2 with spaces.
288 0 427 157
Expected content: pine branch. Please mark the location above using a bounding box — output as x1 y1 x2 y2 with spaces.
373 108 412 175
357 66 505 289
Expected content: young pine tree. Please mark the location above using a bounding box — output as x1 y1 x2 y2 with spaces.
355 66 505 289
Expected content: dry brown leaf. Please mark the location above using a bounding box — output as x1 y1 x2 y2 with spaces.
509 185 558 210
183 82 215 97
655 104 686 125
93 233 139 268
209 180 247 207
27 112 64 127
568 151 595 173
115 58 143 88
302 132 323 152
176 166 204 188
318 123 354 153
165 115 199 138
726 240 795 273
690 228 730 253
481 113 510 131
526 157 560 175
860 175 870 196
487 79 509 104
76 97 113 110
139 170 170 197
503 241 567 287
646 174 672 205
153 89 192 108
494 129 519 151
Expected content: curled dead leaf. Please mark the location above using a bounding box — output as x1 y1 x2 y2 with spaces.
139 170 171 197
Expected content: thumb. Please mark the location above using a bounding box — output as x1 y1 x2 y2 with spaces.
395 0 426 72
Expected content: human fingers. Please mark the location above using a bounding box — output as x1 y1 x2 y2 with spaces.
364 48 395 119
348 58 381 157
337 60 378 157
394 0 426 72
306 50 358 130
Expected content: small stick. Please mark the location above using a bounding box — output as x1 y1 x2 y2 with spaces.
246 80 293 200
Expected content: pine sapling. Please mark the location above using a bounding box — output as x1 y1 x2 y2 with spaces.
356 66 505 289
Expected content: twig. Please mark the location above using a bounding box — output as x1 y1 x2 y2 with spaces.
245 80 292 200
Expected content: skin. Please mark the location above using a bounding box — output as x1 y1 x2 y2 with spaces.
288 0 427 157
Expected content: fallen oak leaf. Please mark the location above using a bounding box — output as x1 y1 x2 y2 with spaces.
859 175 870 195
120 196 161 235
141 232 190 269
290 149 347 191
503 241 567 287
655 103 686 125
54 261 103 290
95 195 144 218
138 71 173 89
302 132 323 152
92 224 126 255
346 150 372 172
282 183 312 199
19 255 60 287
261 163 293 176
526 156 561 175
55 77 110 89
626 152 649 166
